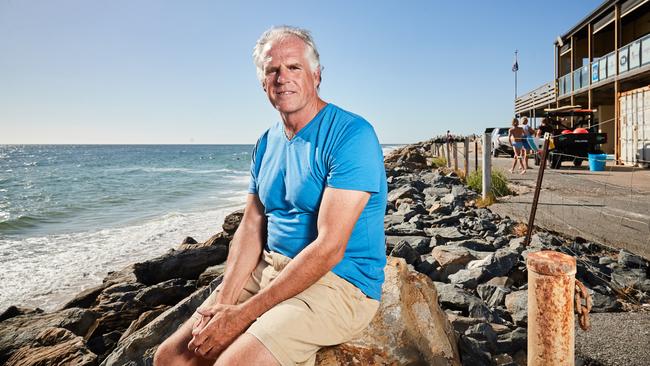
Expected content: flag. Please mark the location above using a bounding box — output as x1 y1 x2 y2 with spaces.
512 58 519 72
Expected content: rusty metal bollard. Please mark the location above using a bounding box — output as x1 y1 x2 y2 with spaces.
527 251 577 366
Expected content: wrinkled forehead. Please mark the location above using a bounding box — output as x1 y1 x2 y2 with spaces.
262 36 308 66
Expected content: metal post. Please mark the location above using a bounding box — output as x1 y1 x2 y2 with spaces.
482 129 493 200
464 137 469 176
527 251 577 366
453 142 459 171
524 136 550 247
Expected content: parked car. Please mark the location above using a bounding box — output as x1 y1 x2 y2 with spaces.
491 127 514 157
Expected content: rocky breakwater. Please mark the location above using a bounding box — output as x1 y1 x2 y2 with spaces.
382 141 650 365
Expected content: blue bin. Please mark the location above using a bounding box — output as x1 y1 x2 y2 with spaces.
588 153 607 171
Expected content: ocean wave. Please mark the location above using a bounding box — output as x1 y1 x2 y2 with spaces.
107 166 244 175
0 215 44 231
0 204 244 312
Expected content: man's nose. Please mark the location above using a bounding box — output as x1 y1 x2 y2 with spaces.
276 66 289 84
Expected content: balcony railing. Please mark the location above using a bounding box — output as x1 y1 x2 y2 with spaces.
557 32 650 97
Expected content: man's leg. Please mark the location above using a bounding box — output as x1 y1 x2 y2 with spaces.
154 257 267 366
154 316 213 366
213 333 279 366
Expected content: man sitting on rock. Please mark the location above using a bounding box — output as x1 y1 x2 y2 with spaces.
154 26 387 366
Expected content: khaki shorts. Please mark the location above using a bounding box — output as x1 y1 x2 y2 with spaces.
194 250 379 366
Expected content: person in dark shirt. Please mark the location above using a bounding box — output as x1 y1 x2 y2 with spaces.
536 117 554 137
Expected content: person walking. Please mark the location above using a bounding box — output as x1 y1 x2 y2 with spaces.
508 118 526 174
521 117 535 169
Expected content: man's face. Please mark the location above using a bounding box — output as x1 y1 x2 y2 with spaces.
262 36 320 115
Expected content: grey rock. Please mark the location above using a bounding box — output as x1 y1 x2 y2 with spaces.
495 327 526 354
221 209 244 235
434 282 483 312
507 237 527 253
387 185 418 203
197 264 227 287
468 301 502 323
492 236 509 249
430 212 465 227
466 249 520 283
61 283 108 310
390 240 420 265
130 244 228 286
476 283 511 308
504 290 527 326
611 269 649 292
598 257 615 266
448 268 482 289
423 186 451 198
492 353 516 366
431 246 475 269
618 249 648 269
385 235 431 254
458 335 492 366
385 222 425 236
134 279 196 308
424 226 467 241
384 214 405 227
455 239 495 252
415 256 437 275
0 305 43 322
530 232 563 247
464 323 497 353
590 291 622 313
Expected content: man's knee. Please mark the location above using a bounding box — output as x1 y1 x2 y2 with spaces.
153 321 193 366
153 339 174 366
214 333 279 366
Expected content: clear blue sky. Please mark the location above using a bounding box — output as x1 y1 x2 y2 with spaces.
1 0 600 144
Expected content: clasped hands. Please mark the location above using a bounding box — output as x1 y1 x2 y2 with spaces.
187 303 253 360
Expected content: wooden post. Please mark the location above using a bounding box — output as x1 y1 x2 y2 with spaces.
446 142 452 168
464 137 470 176
482 129 493 199
453 141 459 171
474 140 479 172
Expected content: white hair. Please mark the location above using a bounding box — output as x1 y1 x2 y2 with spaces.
252 25 321 84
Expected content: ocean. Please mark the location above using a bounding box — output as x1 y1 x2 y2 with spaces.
0 144 398 312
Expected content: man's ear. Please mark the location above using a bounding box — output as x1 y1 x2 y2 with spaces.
314 69 322 89
262 80 267 92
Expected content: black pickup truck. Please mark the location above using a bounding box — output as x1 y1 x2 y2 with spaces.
534 107 607 169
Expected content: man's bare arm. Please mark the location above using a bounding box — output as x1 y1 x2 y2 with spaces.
238 186 370 322
215 193 267 305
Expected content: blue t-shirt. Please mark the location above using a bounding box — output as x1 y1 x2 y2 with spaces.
248 103 387 300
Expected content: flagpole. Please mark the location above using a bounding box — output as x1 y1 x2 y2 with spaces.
514 50 518 102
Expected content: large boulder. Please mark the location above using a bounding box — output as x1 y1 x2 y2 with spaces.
101 280 220 365
4 328 97 366
0 308 98 363
103 259 461 366
131 244 228 285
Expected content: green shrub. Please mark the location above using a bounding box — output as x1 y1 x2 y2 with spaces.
466 169 512 198
432 156 447 167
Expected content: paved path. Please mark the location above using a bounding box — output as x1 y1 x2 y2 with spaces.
575 312 650 366
452 142 650 258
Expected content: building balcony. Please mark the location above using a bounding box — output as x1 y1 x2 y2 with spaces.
558 32 650 97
